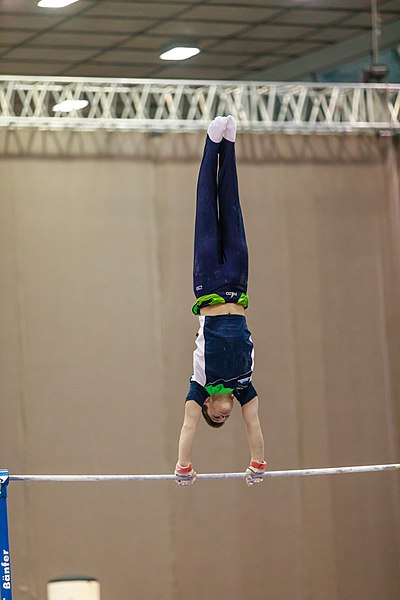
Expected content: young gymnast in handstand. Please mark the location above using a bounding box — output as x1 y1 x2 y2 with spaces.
174 116 266 487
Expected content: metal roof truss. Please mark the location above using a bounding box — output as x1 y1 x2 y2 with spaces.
0 77 399 134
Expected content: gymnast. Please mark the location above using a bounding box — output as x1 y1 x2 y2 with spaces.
174 116 266 487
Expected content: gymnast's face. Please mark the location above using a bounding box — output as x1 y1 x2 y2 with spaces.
205 394 234 423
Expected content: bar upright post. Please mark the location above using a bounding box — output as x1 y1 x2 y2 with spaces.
0 470 12 600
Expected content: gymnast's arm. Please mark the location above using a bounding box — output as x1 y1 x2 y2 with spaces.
241 396 267 485
174 400 202 484
241 396 264 461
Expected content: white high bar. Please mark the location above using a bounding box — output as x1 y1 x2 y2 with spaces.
8 463 400 482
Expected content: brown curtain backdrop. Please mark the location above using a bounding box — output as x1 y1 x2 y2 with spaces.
0 131 399 600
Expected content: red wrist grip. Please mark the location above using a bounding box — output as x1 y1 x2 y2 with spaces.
250 460 267 470
175 463 193 474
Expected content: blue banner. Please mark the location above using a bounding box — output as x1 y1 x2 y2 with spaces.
0 471 11 600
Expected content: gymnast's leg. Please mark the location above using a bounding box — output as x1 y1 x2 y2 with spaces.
193 116 227 297
217 116 248 294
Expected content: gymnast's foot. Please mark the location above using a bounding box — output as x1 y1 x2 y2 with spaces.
207 116 227 143
224 115 237 142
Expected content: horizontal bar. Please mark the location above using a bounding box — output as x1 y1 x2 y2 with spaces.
8 464 400 482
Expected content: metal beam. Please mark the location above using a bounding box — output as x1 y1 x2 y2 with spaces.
0 77 399 134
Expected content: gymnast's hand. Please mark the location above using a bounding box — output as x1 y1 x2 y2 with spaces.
174 463 197 486
245 460 267 486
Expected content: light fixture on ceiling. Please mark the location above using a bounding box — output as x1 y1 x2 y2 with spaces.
160 46 200 61
38 0 79 8
52 100 88 112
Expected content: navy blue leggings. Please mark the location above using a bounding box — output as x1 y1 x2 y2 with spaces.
193 135 248 298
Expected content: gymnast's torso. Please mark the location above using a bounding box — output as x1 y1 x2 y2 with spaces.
199 303 245 316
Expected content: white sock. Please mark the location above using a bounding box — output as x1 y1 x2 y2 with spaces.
224 115 237 142
207 116 227 143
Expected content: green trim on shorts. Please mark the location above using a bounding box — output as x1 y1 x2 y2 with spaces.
192 292 249 315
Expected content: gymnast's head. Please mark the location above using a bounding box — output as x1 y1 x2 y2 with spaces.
202 393 234 428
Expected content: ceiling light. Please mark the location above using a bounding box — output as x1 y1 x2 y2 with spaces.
52 100 88 113
38 0 80 8
160 47 200 61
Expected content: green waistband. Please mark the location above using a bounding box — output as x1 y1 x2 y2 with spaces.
205 383 234 395
192 292 249 315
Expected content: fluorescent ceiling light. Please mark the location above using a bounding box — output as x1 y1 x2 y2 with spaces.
160 47 200 61
38 0 79 8
52 100 88 113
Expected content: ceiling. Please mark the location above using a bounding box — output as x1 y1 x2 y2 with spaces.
0 0 399 81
